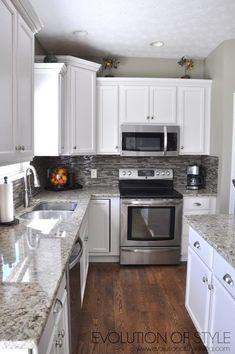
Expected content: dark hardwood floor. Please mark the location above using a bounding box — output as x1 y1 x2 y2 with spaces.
76 263 207 354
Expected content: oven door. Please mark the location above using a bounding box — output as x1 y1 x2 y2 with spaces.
121 198 182 247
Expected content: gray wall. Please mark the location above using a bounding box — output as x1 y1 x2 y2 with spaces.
204 39 235 213
87 56 205 79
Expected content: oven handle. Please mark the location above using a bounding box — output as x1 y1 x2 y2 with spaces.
163 125 167 156
121 199 182 206
122 248 178 253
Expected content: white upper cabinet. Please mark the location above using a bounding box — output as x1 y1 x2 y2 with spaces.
97 85 119 154
69 66 97 155
0 0 42 165
17 15 34 157
119 85 149 123
34 63 67 156
178 83 211 155
149 86 177 123
0 0 17 161
35 56 100 156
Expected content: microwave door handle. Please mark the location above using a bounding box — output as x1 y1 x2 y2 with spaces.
163 126 167 156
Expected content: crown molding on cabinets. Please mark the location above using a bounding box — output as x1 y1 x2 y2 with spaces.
97 77 212 86
11 0 43 33
36 55 101 72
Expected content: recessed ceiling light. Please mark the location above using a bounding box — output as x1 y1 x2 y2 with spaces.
150 41 164 47
73 30 88 37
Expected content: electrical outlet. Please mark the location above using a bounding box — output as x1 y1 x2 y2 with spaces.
91 169 97 178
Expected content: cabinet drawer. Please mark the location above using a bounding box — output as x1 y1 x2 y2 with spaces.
213 251 235 299
184 197 210 211
189 227 213 267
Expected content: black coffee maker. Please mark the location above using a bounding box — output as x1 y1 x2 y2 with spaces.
187 165 205 190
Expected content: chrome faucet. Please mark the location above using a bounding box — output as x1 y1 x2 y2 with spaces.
24 166 40 208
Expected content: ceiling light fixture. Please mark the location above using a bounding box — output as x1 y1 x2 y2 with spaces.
73 30 88 37
150 41 164 47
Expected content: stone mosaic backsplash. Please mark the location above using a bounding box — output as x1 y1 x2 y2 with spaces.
32 155 218 192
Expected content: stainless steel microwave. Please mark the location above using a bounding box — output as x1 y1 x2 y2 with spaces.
121 124 180 157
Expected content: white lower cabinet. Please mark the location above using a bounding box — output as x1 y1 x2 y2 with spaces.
186 228 235 353
79 208 89 305
208 276 235 351
185 246 212 337
89 199 110 254
38 274 69 354
88 197 120 259
181 196 216 261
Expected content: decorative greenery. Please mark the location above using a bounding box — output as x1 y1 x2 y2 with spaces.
102 56 120 69
178 56 194 78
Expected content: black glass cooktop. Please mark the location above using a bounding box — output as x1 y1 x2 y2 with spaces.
119 188 183 199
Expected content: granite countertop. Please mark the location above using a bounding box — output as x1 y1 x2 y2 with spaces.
0 186 119 350
176 187 217 197
186 214 235 268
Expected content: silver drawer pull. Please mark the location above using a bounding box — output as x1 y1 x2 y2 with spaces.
193 241 200 249
202 276 208 283
208 284 214 291
58 329 65 338
53 299 63 314
193 202 202 206
223 273 234 286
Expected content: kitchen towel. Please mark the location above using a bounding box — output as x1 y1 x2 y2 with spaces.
0 177 14 223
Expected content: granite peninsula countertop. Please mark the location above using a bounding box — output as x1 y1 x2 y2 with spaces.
186 214 235 269
0 186 119 350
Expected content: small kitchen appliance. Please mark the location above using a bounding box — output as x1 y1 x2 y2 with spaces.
119 168 183 265
186 165 205 190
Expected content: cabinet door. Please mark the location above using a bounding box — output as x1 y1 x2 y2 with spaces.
17 14 34 156
119 86 149 123
208 277 235 352
185 247 211 342
97 85 119 154
57 290 70 354
150 86 177 123
0 0 17 159
89 199 110 253
178 86 209 155
70 66 96 154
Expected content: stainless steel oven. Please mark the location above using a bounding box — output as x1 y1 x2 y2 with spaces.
119 168 183 265
121 124 179 157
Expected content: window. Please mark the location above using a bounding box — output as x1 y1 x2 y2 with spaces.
0 162 30 183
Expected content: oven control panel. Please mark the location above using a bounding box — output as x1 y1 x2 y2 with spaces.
119 168 173 180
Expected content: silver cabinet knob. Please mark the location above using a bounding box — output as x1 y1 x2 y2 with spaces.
202 276 208 283
193 241 200 249
151 116 154 120
147 116 150 120
73 146 77 150
115 145 118 149
223 273 234 286
21 145 25 151
193 203 202 206
18 145 22 151
181 146 184 150
56 338 63 347
58 329 65 338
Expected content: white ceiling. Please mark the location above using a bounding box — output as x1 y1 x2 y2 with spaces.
31 0 235 59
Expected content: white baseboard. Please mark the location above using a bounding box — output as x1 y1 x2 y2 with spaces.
89 255 120 263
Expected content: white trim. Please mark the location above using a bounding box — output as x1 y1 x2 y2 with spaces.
229 93 235 214
11 0 43 34
0 161 30 183
35 55 101 72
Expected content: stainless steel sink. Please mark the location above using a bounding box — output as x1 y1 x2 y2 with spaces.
32 201 77 212
20 210 74 220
